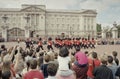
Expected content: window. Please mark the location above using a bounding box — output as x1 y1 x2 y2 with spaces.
77 25 79 30
62 18 64 21
91 26 93 30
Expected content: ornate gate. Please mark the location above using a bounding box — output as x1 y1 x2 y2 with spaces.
7 28 25 41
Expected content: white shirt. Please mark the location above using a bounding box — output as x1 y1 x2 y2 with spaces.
58 56 71 70
46 76 57 79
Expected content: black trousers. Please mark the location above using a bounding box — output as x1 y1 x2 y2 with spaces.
47 45 53 51
38 45 44 50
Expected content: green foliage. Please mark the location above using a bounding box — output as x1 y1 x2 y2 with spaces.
97 24 102 32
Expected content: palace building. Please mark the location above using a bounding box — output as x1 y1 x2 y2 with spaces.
0 4 97 41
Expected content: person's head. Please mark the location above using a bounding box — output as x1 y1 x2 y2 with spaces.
71 55 75 63
92 52 98 59
47 62 58 76
39 38 42 41
37 57 43 67
112 51 118 57
1 45 5 50
100 54 108 65
39 52 44 57
84 51 88 55
59 46 69 57
71 52 75 56
30 59 37 69
44 54 50 63
2 60 11 72
47 51 55 61
48 37 52 41
2 71 11 79
36 47 40 52
107 56 113 64
75 47 80 52
54 52 58 59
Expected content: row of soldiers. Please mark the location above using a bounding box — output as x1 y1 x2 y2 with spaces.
54 37 96 49
25 37 96 52
36 37 96 51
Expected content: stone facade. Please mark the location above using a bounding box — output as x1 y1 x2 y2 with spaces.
0 4 97 41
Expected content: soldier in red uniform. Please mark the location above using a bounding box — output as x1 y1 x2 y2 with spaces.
87 39 91 48
58 39 63 49
74 38 77 48
81 38 85 48
47 37 53 51
91 38 95 48
72 38 75 48
84 38 88 49
54 37 59 48
68 38 72 49
76 38 80 48
37 38 44 51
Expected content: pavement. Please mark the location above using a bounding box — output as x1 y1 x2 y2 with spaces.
0 42 120 60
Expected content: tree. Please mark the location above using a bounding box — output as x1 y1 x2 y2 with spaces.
97 24 102 32
96 24 102 37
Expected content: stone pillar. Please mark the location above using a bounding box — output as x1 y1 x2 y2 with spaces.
2 28 7 42
1 26 9 42
24 14 30 38
102 31 106 39
112 29 118 39
112 22 118 39
25 26 30 38
1 15 9 42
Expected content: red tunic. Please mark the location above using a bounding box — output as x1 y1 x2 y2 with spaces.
38 41 42 46
24 70 44 79
87 58 101 78
48 41 52 45
76 40 80 45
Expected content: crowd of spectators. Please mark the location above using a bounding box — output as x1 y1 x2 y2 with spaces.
97 38 120 45
0 40 120 79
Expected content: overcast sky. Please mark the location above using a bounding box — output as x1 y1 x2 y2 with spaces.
0 0 120 27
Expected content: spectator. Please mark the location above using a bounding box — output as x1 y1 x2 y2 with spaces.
115 66 120 79
37 52 44 68
40 54 50 78
74 47 88 68
47 62 58 79
93 54 114 79
87 52 101 79
107 56 118 79
21 60 30 76
84 51 89 56
0 45 7 62
2 60 15 79
2 71 11 79
14 47 24 78
56 46 74 79
72 47 88 79
112 51 119 66
23 59 44 79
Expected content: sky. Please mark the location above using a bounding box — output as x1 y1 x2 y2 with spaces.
0 0 120 27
